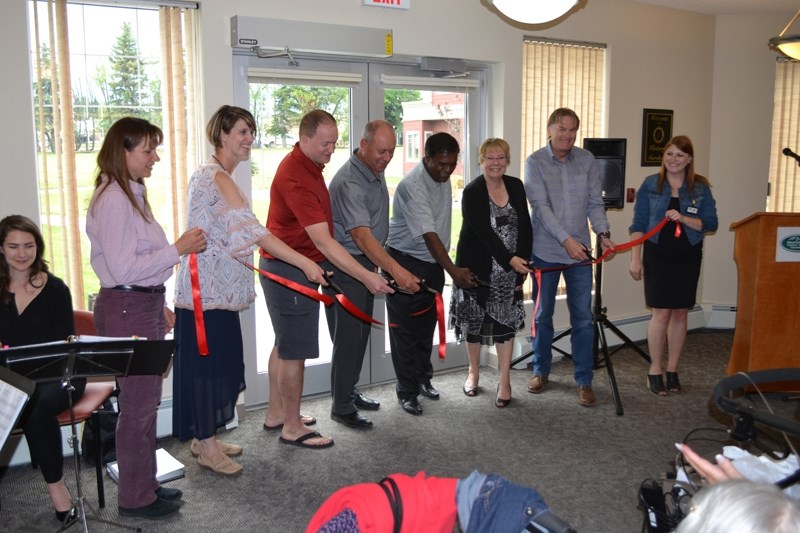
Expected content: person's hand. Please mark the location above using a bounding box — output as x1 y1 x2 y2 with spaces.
390 265 421 294
302 262 328 286
451 267 476 289
600 237 617 260
563 237 589 261
175 227 206 256
666 209 683 223
510 256 532 275
363 271 394 295
676 443 744 484
163 307 176 332
629 258 643 281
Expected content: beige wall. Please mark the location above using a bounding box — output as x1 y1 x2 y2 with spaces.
2 0 792 326
2 0 38 221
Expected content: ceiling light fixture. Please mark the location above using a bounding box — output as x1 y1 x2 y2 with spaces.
769 8 800 61
490 0 578 25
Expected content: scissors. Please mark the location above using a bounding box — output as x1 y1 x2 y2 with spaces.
322 271 344 294
472 277 497 290
417 279 440 295
382 274 416 295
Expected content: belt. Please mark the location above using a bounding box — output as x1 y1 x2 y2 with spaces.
111 285 166 294
386 246 413 259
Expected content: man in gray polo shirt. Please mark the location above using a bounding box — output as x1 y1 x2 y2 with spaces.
324 120 420 428
385 132 476 415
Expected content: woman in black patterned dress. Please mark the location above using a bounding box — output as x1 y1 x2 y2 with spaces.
450 138 532 407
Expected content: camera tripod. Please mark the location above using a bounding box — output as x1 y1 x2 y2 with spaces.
511 235 651 415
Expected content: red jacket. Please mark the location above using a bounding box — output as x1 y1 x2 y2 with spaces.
305 472 458 533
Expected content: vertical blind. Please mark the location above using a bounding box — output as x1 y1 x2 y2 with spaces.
768 59 800 212
520 38 606 171
519 37 607 297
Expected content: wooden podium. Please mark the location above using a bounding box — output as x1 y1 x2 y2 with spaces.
729 212 800 375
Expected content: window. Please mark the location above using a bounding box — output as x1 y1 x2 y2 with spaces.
521 37 606 167
406 131 420 161
28 0 199 309
520 37 607 296
767 59 800 212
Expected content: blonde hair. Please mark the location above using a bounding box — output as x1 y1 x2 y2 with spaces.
478 138 511 166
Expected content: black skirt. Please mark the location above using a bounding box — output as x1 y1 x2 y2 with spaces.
642 217 703 309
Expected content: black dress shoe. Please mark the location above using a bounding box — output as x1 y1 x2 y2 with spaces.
155 486 183 501
354 393 380 411
398 397 423 415
331 410 373 428
119 498 181 520
55 507 78 529
419 383 440 400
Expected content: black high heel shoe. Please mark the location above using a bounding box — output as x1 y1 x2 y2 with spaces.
55 506 78 529
647 374 667 396
495 384 511 408
666 372 681 393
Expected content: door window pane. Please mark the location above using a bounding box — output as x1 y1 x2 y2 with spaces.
383 89 467 352
249 82 352 373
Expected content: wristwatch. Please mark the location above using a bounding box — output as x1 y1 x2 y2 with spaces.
597 231 611 240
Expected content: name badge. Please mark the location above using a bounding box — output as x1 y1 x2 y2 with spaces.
687 206 698 214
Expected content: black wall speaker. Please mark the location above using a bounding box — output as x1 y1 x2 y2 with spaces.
583 138 627 209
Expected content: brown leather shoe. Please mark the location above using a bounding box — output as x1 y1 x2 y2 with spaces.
527 375 548 393
577 386 595 407
197 453 243 475
190 439 243 457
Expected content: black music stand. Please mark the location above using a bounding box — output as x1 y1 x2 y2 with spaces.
0 337 175 533
511 235 651 415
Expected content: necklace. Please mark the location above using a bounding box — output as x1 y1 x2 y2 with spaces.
211 154 227 173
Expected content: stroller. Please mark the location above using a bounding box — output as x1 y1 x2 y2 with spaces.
638 368 800 532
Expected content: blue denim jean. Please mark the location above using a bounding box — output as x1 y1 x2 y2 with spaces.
457 471 551 532
532 254 594 386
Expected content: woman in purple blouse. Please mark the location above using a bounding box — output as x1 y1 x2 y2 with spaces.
86 117 206 520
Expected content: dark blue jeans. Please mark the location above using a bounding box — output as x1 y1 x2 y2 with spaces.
532 254 594 387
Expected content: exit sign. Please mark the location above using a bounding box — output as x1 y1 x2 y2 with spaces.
362 0 410 9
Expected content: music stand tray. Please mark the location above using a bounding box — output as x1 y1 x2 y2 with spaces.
0 337 175 382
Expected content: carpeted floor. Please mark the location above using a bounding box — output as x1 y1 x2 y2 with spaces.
1 329 778 532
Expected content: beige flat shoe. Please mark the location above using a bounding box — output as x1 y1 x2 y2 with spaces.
197 452 243 476
190 439 243 457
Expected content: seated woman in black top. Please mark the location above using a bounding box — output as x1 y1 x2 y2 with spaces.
0 215 83 527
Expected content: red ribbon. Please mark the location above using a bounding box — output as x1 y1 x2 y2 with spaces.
409 290 447 359
241 259 394 327
189 253 209 356
239 258 336 306
529 217 672 338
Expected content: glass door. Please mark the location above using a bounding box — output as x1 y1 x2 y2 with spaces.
233 53 486 407
365 62 484 383
233 53 367 405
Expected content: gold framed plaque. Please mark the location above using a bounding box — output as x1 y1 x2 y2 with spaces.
641 109 673 166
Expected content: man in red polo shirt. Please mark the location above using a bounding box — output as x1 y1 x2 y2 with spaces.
259 109 392 449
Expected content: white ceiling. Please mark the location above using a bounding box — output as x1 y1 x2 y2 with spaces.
635 0 797 15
